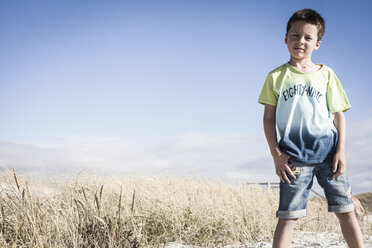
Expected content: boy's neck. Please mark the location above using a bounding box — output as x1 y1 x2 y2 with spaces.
288 58 321 73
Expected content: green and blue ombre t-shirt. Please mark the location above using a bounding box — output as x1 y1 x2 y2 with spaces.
258 63 350 163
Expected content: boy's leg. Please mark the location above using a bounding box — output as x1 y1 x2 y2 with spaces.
273 218 298 248
274 162 313 248
335 211 364 248
316 162 363 247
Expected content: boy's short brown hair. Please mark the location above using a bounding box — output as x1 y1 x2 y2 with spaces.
286 9 325 41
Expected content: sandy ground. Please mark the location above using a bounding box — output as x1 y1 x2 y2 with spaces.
165 231 372 248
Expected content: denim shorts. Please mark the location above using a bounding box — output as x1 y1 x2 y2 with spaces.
277 160 354 219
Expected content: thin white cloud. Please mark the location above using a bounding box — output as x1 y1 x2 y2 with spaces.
0 132 271 181
0 120 371 193
345 118 372 193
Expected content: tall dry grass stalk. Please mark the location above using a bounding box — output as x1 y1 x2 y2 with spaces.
0 169 369 247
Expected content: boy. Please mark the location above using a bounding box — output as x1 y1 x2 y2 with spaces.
258 9 364 248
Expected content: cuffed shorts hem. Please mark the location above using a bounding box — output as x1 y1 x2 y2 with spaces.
276 209 307 219
328 203 354 213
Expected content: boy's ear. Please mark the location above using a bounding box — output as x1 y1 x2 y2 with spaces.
285 34 288 44
314 40 321 50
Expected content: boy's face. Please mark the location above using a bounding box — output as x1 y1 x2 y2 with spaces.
285 21 321 61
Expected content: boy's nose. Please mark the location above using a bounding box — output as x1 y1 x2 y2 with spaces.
298 37 306 44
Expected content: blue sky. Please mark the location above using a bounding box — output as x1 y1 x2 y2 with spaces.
1 0 372 192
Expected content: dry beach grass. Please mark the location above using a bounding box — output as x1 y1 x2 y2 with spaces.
0 169 370 247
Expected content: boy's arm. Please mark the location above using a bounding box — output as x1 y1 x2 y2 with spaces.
263 104 296 183
332 111 347 178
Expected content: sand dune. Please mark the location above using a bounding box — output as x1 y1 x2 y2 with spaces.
166 231 372 247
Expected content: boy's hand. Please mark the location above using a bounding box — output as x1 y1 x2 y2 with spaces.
273 152 296 183
332 151 346 179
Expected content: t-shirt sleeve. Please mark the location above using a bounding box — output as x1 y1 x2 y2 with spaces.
258 73 278 106
326 70 351 113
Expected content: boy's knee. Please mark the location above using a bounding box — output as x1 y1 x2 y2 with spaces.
335 211 356 222
278 218 298 228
